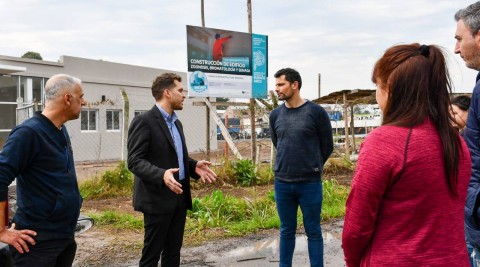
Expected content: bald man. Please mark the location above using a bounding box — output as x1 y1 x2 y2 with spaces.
0 74 85 267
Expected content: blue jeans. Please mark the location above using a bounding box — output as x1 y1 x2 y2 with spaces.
274 180 323 267
468 242 480 267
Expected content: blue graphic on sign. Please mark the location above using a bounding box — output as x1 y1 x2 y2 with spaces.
252 33 268 98
189 71 208 93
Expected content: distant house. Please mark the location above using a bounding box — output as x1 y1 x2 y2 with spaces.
0 55 217 162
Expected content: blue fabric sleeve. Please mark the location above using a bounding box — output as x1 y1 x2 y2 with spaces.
317 107 334 164
0 126 37 201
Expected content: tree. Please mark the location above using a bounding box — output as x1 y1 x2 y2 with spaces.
21 51 43 60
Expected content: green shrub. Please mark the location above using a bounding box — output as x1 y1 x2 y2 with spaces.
256 164 274 185
210 159 273 187
100 161 133 189
79 161 134 199
234 159 257 186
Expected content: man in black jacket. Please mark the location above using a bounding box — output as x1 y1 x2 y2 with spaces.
128 72 216 267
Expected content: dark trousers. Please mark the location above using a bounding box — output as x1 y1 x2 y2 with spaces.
10 237 76 267
140 194 187 267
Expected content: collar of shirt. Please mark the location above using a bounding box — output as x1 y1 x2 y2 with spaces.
156 104 178 124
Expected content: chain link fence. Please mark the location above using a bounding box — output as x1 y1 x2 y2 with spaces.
16 101 42 125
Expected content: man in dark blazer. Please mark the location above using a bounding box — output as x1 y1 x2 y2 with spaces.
127 72 216 267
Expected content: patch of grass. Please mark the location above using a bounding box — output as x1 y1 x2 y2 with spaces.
81 161 349 246
79 161 133 200
184 179 349 245
256 164 274 185
323 157 355 176
322 179 350 220
88 210 143 230
185 189 278 244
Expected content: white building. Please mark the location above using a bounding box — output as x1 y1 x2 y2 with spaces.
0 55 217 162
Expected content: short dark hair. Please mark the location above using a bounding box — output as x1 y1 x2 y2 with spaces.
151 73 182 100
274 68 302 89
451 95 471 111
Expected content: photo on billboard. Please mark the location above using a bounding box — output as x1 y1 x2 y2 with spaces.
186 25 267 99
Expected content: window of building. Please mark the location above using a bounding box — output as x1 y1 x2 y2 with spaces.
0 75 47 149
0 76 19 149
81 109 98 132
0 75 18 102
20 77 43 103
106 110 121 131
134 110 147 117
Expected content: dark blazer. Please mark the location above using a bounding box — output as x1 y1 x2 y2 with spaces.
127 106 199 214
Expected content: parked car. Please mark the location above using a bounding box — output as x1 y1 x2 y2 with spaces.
0 181 94 266
217 127 241 140
257 127 271 139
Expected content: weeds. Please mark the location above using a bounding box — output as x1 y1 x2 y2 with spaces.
323 157 354 176
81 160 350 246
185 179 349 245
211 158 236 184
88 210 143 230
234 159 257 186
210 159 274 187
322 179 349 220
256 164 274 185
79 161 133 199
186 189 278 243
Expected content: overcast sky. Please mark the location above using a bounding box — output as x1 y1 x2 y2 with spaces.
0 0 477 100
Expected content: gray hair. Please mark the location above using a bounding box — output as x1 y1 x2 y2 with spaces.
44 74 82 102
455 1 480 35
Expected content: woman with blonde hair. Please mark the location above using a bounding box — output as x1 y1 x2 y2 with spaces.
342 43 471 266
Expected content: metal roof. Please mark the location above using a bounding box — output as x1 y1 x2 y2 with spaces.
313 89 376 105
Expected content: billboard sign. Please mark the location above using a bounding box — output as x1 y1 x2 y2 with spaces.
186 25 268 98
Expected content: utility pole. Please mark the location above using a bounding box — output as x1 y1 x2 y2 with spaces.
201 0 205 26
247 0 256 163
343 92 350 158
318 73 321 98
201 0 211 161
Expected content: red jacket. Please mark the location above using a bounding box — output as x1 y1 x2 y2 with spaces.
212 37 230 61
342 120 471 267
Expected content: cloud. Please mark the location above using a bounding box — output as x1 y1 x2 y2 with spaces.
0 0 477 99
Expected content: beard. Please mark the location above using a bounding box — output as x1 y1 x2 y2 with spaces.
465 51 480 71
172 101 184 110
278 93 291 101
